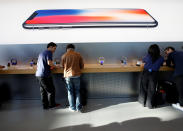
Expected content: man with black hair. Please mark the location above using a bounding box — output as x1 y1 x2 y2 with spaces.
61 44 84 112
36 42 60 110
165 46 183 111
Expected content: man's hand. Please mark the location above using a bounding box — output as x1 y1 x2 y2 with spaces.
50 65 61 70
55 65 61 69
164 51 168 60
0 65 5 69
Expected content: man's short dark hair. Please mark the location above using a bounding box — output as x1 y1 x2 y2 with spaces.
47 42 57 48
165 46 175 51
66 44 75 50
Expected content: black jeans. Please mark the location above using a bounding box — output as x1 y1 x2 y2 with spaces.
138 70 158 108
174 75 183 106
37 76 56 108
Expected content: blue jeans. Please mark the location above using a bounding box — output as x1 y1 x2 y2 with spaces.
65 77 82 110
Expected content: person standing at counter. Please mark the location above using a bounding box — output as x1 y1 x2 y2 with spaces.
61 44 84 112
138 44 164 109
36 42 60 110
165 46 183 111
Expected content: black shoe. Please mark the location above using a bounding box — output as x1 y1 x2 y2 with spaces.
49 104 61 110
43 105 49 110
43 107 49 110
148 106 155 109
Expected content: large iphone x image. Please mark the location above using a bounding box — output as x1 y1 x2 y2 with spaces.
23 9 158 29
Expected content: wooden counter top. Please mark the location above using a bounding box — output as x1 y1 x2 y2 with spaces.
0 64 174 74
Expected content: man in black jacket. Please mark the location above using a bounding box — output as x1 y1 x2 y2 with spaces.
165 46 183 111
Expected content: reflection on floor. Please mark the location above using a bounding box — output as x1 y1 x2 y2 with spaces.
0 98 183 131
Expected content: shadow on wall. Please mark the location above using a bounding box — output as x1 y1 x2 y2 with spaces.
0 82 11 104
56 75 89 107
80 77 88 106
51 117 183 131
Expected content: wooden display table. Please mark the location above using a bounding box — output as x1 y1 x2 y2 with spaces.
0 64 174 74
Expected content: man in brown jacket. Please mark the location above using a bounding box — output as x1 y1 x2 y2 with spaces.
61 44 84 112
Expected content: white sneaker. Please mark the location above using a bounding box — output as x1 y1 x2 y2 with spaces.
68 107 75 112
76 109 83 113
76 107 84 113
172 103 183 111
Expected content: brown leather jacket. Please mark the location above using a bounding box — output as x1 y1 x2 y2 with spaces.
61 50 84 78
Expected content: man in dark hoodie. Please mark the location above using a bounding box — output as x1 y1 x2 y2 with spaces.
165 46 183 111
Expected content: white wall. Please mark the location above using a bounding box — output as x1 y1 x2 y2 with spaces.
0 0 183 44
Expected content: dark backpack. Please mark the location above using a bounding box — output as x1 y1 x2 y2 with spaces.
158 80 178 104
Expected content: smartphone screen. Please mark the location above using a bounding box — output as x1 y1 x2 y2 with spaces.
23 9 158 29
